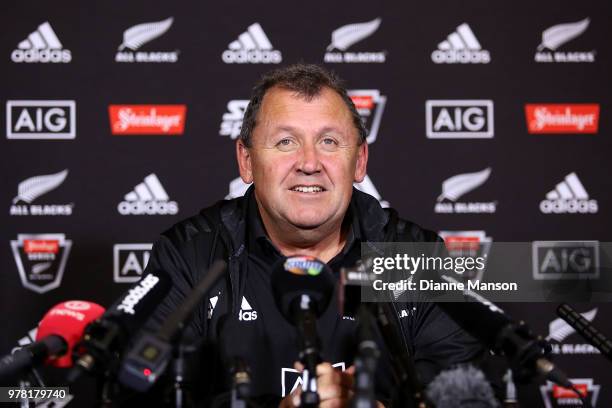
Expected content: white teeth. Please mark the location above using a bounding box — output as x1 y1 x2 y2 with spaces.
292 186 323 193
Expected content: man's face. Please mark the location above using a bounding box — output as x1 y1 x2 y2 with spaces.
237 86 368 232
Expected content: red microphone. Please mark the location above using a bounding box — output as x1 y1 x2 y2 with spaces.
0 300 104 382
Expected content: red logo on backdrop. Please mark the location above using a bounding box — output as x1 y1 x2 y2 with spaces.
109 105 186 135
540 379 601 407
350 95 374 110
525 104 599 134
24 239 59 253
553 384 588 399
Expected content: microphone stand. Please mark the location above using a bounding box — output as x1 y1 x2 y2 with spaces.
294 300 321 408
371 302 430 408
171 335 201 408
229 357 250 408
350 305 380 408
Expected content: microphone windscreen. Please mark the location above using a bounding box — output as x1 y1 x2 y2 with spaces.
426 364 499 408
36 300 105 367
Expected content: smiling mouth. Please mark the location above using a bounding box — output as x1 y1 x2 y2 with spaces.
290 185 326 193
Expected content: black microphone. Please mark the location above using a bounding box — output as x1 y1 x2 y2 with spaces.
350 306 380 408
0 337 66 384
271 255 335 408
118 260 227 392
557 303 612 362
426 365 498 408
435 274 573 388
68 270 172 381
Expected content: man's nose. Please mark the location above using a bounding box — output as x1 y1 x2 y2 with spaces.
297 142 321 174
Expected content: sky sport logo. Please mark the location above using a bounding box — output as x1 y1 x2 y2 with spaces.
118 173 179 215
6 100 76 140
535 18 595 63
10 169 73 216
10 233 72 294
11 21 71 63
540 172 597 214
219 100 249 139
431 23 490 64
109 105 186 135
532 241 600 281
115 17 178 63
426 100 494 139
435 168 496 214
222 23 282 64
525 104 599 134
324 18 386 63
113 243 152 283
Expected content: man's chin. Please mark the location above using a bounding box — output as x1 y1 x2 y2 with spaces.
289 220 325 230
286 214 330 231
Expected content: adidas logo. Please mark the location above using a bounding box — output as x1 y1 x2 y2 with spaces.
11 21 71 63
117 173 179 215
115 17 178 63
540 172 598 214
238 296 257 321
399 307 417 319
221 23 282 64
208 295 220 319
431 23 490 64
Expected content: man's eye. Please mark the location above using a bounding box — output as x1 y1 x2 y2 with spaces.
322 138 337 145
277 138 293 146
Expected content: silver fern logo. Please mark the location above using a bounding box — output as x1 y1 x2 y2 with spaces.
435 168 497 214
535 18 595 63
546 308 601 355
324 18 386 63
547 308 597 343
115 17 178 63
10 170 73 216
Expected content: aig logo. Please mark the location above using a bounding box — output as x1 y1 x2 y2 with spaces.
426 100 494 139
113 243 152 283
6 100 76 139
532 241 599 280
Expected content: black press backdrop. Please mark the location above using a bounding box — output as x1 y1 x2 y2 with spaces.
1 1 611 406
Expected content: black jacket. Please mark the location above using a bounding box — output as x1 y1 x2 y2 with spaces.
141 186 483 404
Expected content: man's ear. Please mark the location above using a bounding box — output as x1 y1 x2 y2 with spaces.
236 139 253 183
353 141 369 183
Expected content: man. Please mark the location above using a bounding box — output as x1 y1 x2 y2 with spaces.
142 64 483 406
